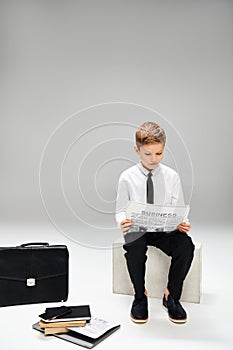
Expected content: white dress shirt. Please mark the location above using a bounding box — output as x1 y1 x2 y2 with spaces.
115 162 185 226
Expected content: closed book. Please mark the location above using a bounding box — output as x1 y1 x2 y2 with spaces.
39 320 86 328
44 327 69 335
39 305 91 322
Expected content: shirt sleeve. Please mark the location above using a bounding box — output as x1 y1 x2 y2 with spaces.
171 173 189 222
171 173 185 206
115 174 130 227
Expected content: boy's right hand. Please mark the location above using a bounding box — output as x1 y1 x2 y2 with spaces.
120 219 133 236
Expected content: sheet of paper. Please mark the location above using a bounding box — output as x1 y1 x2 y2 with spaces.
126 201 190 232
68 316 119 339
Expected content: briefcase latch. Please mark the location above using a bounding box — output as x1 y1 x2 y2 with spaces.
26 278 36 287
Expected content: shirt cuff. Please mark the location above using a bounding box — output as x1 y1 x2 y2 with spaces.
115 212 126 227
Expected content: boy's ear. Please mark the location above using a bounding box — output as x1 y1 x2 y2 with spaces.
134 145 139 154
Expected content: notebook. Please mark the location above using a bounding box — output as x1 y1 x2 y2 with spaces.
39 305 91 322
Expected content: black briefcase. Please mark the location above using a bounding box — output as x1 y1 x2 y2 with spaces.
0 242 69 307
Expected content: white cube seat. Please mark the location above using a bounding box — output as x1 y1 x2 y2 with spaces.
112 238 202 303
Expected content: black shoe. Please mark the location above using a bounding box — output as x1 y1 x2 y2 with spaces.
130 295 148 324
163 294 187 323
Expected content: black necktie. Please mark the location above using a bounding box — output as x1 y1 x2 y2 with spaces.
147 172 154 204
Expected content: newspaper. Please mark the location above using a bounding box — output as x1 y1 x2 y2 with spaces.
126 201 190 233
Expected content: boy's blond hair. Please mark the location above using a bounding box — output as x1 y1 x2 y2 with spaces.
135 121 166 148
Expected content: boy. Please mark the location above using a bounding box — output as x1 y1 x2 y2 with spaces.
115 121 194 324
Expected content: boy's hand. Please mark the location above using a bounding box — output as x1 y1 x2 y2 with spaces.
177 222 191 233
120 219 133 236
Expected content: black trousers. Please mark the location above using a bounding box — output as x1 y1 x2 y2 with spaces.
123 230 195 301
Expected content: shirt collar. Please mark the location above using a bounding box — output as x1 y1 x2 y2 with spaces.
137 161 161 176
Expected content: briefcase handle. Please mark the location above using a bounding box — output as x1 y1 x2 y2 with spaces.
18 242 50 248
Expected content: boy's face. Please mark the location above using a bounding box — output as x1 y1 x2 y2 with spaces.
134 142 164 171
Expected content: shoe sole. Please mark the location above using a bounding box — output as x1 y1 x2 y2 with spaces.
162 305 187 324
130 314 148 324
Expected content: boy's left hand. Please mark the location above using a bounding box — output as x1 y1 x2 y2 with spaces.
177 222 191 233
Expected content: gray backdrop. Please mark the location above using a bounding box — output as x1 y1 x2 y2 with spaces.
1 0 233 245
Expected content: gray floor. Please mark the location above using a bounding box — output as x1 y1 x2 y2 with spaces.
0 223 232 350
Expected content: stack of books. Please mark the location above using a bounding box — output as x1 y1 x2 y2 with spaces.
33 304 121 348
38 305 91 335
